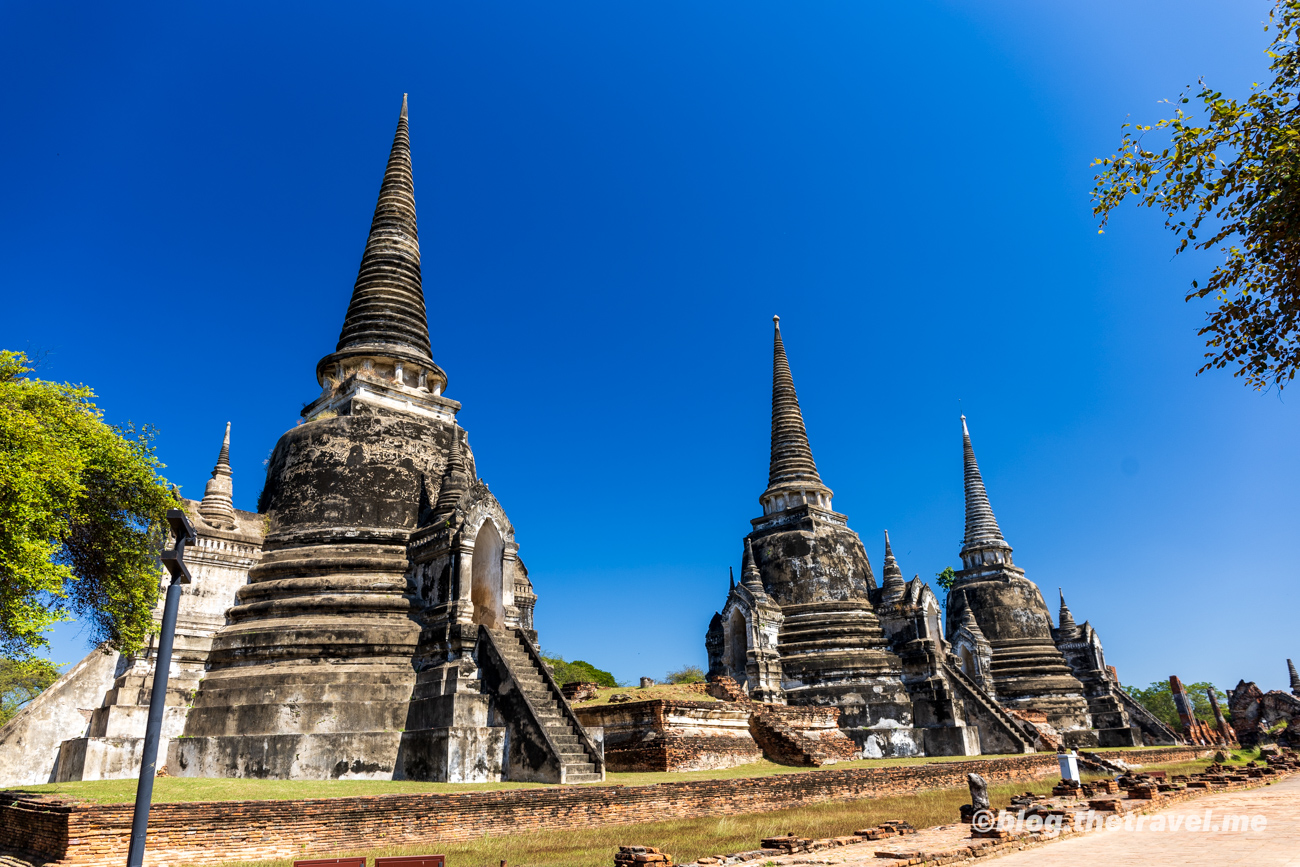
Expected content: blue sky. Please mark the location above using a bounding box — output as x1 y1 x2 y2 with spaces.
2 1 1295 693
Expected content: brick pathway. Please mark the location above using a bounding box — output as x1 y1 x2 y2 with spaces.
975 773 1300 866
743 774 1300 867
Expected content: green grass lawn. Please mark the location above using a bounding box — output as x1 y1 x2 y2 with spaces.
10 754 1052 805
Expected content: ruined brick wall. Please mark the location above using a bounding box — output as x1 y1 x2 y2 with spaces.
574 700 761 772
0 796 70 862
0 747 1206 867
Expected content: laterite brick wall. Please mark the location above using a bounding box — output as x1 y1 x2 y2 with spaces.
0 747 1206 867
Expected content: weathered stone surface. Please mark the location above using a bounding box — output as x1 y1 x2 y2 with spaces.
575 699 762 772
0 646 121 786
24 96 600 786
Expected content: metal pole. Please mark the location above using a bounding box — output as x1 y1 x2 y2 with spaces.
126 581 181 867
127 509 194 867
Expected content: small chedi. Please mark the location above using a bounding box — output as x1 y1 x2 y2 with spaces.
0 96 601 787
703 318 1174 757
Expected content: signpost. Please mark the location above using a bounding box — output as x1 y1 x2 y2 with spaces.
126 508 195 867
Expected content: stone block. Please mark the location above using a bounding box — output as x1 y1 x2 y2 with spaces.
395 727 506 782
168 732 403 780
922 725 981 757
54 736 167 782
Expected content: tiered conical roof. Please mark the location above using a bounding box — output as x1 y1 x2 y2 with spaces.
430 427 470 519
740 538 767 596
959 605 986 640
959 415 1012 562
318 95 442 385
198 422 237 529
881 531 906 602
1057 589 1080 638
761 316 832 509
1289 658 1300 695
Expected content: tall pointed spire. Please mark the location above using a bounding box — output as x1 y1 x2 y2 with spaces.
198 422 237 529
760 316 832 515
1057 588 1079 638
317 95 447 396
729 566 736 591
337 93 430 359
1289 659 1300 696
959 415 1012 568
741 538 766 594
430 426 470 519
881 530 905 602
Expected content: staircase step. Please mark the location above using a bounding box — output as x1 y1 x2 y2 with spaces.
565 772 603 784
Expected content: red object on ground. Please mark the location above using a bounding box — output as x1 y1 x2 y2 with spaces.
375 858 446 867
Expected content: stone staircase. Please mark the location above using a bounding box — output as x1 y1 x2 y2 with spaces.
748 710 859 766
942 660 1036 753
1117 687 1179 744
483 628 603 783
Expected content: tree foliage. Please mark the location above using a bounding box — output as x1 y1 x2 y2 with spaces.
540 652 617 687
0 656 61 725
664 664 705 684
0 351 174 659
1126 680 1227 730
1092 0 1300 391
934 567 957 592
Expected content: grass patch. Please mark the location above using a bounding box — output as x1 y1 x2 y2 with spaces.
570 685 718 707
11 755 1053 805
216 777 1089 867
6 747 1207 806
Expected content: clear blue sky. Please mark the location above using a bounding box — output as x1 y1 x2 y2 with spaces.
3 1 1295 693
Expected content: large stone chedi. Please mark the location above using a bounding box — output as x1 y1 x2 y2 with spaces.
171 96 601 783
705 318 972 757
946 417 1120 748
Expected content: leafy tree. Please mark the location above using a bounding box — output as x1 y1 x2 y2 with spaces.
934 567 957 592
664 664 705 684
1126 680 1227 730
0 657 61 725
540 652 617 687
0 351 174 659
1092 0 1300 391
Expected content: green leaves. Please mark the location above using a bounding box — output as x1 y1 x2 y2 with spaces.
540 652 618 687
1091 0 1300 391
1126 680 1228 731
0 351 174 659
0 656 61 725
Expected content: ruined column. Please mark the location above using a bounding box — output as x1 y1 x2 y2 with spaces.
1169 675 1201 745
1206 687 1235 746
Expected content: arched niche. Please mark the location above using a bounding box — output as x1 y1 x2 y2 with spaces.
725 608 748 687
959 645 976 678
471 520 506 629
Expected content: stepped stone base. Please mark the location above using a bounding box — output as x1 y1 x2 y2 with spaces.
919 724 982 757
849 726 923 758
394 726 507 782
55 736 164 783
1096 726 1141 747
168 732 402 780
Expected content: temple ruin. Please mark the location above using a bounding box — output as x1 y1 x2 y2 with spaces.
704 318 1167 756
0 96 602 787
